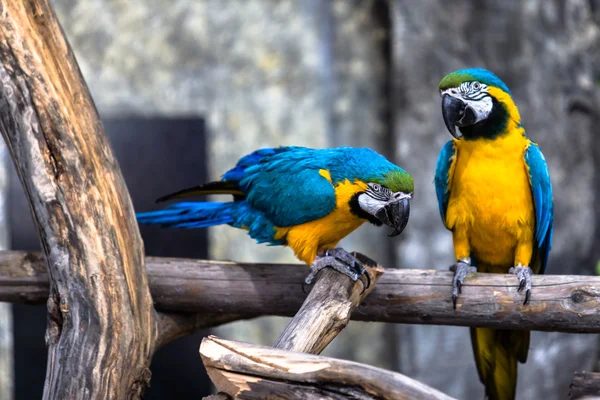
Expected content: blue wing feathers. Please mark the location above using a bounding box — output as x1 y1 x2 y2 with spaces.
222 147 289 181
138 146 409 247
434 140 456 225
524 142 554 273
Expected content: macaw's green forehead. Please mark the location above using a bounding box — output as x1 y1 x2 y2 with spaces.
374 170 414 193
439 68 511 95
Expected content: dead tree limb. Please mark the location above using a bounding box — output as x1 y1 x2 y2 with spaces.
0 1 210 397
200 336 456 400
570 371 600 399
273 253 383 354
1 251 599 333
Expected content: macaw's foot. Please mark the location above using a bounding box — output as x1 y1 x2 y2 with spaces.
509 265 533 305
449 261 477 309
305 248 370 293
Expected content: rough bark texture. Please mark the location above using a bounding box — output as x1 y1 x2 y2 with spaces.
3 251 600 332
0 1 157 398
570 371 600 399
273 254 383 354
201 336 456 400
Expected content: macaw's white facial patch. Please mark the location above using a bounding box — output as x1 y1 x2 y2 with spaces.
357 183 412 216
441 81 493 124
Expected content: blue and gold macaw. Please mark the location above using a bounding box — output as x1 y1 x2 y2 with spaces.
137 146 413 287
434 69 553 400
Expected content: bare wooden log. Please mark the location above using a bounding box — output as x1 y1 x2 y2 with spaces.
0 2 159 398
570 371 600 399
200 336 456 400
1 251 599 332
273 253 383 354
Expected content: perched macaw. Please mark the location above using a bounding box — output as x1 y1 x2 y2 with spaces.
137 146 413 287
434 69 553 400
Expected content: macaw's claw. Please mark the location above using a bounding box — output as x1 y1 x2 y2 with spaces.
449 261 477 309
305 248 370 293
509 265 533 305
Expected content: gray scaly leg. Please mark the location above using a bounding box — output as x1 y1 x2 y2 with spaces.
509 264 533 305
449 258 477 309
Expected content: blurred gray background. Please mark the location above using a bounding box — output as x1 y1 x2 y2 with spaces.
1 0 600 399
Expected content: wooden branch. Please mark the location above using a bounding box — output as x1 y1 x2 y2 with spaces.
200 336 456 400
570 371 600 399
156 312 248 349
2 251 599 332
273 253 383 354
0 2 157 398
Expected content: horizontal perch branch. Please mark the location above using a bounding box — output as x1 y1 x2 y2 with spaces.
2 251 599 332
200 336 456 400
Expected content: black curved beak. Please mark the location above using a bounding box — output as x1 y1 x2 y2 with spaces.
442 94 466 139
374 196 411 237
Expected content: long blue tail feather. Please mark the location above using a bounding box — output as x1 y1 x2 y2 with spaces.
136 202 234 228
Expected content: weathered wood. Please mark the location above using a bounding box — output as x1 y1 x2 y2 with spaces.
273 253 383 353
200 336 456 400
570 371 600 399
202 394 231 400
1 251 599 332
0 1 158 398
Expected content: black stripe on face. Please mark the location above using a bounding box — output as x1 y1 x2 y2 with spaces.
349 193 382 225
465 92 490 101
367 183 392 201
368 192 389 201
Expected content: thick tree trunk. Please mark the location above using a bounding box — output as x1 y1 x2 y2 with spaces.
0 1 157 398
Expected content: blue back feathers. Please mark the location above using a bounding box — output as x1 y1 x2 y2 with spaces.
137 146 410 247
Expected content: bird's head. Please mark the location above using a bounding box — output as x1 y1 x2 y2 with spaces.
439 68 521 140
352 170 413 237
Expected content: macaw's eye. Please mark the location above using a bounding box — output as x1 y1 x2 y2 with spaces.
473 82 481 90
371 183 382 192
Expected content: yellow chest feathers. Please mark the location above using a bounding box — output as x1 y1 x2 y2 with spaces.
275 178 368 264
446 132 535 266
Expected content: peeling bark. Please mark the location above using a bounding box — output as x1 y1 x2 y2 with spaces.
0 1 157 398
